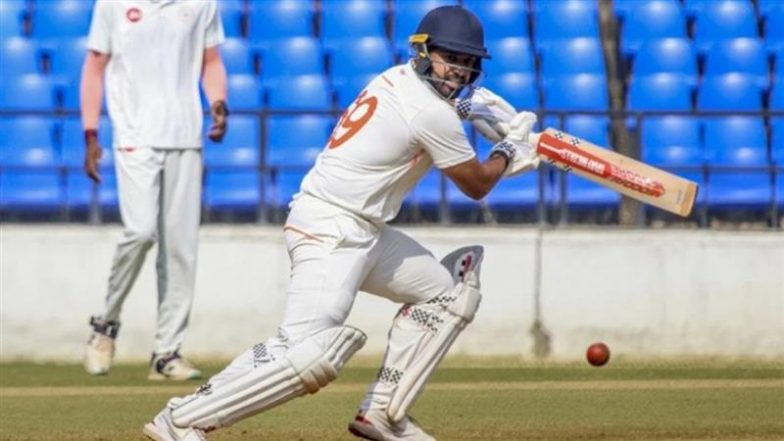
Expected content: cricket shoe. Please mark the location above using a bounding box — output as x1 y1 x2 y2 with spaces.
143 407 207 441
148 351 202 381
84 316 119 375
348 411 436 441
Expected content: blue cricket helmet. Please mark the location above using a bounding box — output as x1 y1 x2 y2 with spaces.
409 6 491 60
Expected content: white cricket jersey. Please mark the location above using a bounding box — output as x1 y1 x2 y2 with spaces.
86 0 225 148
298 63 476 224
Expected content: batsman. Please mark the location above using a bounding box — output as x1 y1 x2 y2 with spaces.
144 6 537 441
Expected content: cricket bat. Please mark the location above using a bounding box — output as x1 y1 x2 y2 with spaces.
529 128 698 217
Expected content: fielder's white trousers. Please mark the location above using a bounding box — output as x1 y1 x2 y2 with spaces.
98 147 202 355
266 194 455 354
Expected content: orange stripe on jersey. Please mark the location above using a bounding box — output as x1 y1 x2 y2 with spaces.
283 224 323 242
381 75 394 87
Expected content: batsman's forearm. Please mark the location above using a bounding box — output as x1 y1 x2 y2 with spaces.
80 52 107 131
202 54 227 106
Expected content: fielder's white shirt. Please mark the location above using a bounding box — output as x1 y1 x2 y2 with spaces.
298 62 476 224
87 0 224 148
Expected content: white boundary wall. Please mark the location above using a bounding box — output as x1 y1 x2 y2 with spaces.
1 225 782 361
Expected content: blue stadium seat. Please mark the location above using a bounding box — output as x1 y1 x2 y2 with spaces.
564 115 610 146
249 0 313 40
203 115 259 167
703 117 768 166
334 74 376 109
540 38 605 77
409 169 443 209
641 116 702 166
0 117 56 166
759 0 780 17
49 37 87 81
564 174 621 209
1 37 40 77
463 0 529 39
392 0 457 52
628 73 693 111
706 171 772 209
484 37 534 76
777 171 784 209
266 75 333 110
216 0 243 38
620 0 687 54
772 118 784 165
542 74 608 110
542 115 610 146
0 0 25 38
267 115 333 167
697 73 762 110
633 38 697 77
485 171 542 210
60 117 113 167
221 38 254 75
704 38 768 88
227 74 263 109
204 171 262 210
65 171 118 210
32 0 93 38
321 0 386 45
533 0 600 47
764 3 784 52
773 83 784 110
482 72 539 110
269 170 306 208
0 171 62 210
692 0 758 52
260 37 324 78
329 37 394 78
0 74 56 109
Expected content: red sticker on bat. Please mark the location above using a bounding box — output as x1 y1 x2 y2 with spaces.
537 132 666 198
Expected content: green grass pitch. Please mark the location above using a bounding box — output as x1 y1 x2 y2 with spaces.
1 357 782 440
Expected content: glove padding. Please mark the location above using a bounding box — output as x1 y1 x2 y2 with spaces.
456 87 516 142
489 111 540 177
208 100 229 142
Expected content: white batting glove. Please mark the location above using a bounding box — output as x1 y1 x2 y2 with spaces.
456 87 517 142
489 111 540 177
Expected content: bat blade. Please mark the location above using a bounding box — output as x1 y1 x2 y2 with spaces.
533 128 698 217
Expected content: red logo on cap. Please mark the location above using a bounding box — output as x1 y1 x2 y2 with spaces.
126 7 142 23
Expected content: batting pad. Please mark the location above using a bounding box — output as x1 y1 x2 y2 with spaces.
385 246 484 423
171 325 366 430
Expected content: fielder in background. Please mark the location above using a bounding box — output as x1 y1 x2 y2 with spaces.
81 0 229 381
144 5 536 441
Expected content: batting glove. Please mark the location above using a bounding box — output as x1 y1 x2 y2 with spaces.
456 87 517 143
83 129 103 183
489 111 540 177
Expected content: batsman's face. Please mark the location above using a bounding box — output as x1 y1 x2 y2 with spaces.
429 49 477 97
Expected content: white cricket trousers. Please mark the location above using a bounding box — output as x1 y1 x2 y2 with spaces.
267 194 455 354
98 147 202 355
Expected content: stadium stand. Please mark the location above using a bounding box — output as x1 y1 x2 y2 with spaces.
31 0 92 39
0 0 780 226
249 0 314 41
618 0 687 55
0 0 25 38
462 0 529 40
1 37 39 77
267 115 333 168
631 38 698 79
320 0 387 46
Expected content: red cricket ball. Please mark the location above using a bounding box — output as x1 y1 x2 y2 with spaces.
586 342 611 367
